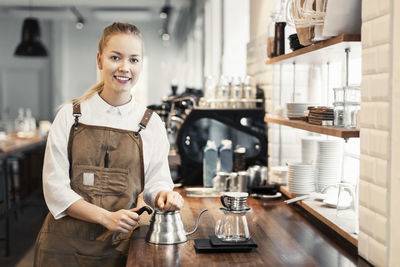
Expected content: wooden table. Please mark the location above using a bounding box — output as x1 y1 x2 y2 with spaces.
0 132 47 256
127 189 370 266
0 132 46 158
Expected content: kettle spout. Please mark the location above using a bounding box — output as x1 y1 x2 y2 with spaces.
186 208 208 236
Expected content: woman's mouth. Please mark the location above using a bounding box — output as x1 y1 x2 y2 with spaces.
114 75 131 84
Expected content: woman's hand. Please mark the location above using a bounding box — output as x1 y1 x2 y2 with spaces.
155 191 184 211
102 207 141 233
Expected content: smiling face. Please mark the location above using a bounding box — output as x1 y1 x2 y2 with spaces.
97 33 143 103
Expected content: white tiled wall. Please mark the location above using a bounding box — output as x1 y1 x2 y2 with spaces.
359 0 393 265
249 0 400 266
389 1 400 266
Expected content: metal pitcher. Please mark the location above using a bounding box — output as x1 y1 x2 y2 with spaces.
146 208 208 245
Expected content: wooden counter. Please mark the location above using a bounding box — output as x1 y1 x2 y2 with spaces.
127 189 369 266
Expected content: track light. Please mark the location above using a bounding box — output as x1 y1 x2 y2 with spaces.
75 18 85 30
162 32 170 41
160 5 171 19
70 6 85 30
159 0 171 19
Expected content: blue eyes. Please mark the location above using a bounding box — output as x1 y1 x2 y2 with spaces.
111 55 139 63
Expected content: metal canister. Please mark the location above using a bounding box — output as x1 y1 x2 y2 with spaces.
237 171 250 192
233 147 246 172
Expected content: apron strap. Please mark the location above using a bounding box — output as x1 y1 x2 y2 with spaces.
135 109 153 137
72 100 82 131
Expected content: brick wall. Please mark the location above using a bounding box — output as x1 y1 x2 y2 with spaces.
358 0 392 265
390 1 400 266
249 0 400 265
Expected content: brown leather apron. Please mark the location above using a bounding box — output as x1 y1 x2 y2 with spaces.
34 102 153 267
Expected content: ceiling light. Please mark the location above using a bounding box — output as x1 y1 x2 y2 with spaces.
70 6 85 30
160 0 172 19
75 18 84 30
160 6 171 19
162 32 170 41
14 17 48 57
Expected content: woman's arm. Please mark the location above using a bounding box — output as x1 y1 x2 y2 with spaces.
141 113 183 210
67 199 140 233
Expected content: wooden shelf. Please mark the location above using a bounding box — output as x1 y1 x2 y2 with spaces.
266 34 361 65
265 115 359 139
280 186 358 247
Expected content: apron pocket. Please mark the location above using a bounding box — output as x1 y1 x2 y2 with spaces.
75 252 126 267
72 165 129 201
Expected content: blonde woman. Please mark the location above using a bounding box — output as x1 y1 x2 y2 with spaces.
34 22 183 266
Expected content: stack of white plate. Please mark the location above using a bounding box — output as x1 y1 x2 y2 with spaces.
316 140 343 192
269 166 288 185
287 162 315 195
301 136 325 164
286 103 310 119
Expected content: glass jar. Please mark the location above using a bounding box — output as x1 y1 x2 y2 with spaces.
274 21 286 56
333 87 344 102
344 102 360 129
243 75 256 109
333 102 344 127
267 12 279 58
204 76 216 108
216 75 229 109
344 86 361 103
229 76 242 108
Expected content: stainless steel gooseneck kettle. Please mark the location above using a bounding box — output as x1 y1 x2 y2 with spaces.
146 208 208 245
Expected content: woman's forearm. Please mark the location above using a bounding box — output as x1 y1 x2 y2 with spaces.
66 199 110 226
66 199 140 233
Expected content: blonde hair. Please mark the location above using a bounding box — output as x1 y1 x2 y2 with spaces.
73 22 142 105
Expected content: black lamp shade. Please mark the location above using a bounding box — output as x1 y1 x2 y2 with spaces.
14 18 48 57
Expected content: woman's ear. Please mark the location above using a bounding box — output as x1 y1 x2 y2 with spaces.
97 52 102 70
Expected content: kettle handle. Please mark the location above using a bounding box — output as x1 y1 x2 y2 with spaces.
186 208 208 236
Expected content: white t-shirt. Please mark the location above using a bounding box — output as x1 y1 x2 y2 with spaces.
43 93 174 219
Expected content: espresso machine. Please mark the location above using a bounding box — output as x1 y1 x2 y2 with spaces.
149 86 268 186
176 107 268 186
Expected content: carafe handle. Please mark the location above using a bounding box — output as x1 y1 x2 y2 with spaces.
220 195 227 208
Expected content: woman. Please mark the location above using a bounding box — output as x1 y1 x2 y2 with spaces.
34 22 184 266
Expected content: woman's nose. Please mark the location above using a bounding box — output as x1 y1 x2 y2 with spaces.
118 61 129 72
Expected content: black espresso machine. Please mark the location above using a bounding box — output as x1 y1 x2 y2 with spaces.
149 87 268 186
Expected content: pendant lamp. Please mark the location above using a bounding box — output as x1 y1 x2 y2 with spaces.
14 17 48 57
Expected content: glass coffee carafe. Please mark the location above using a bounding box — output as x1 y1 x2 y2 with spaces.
215 192 251 242
215 209 250 242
